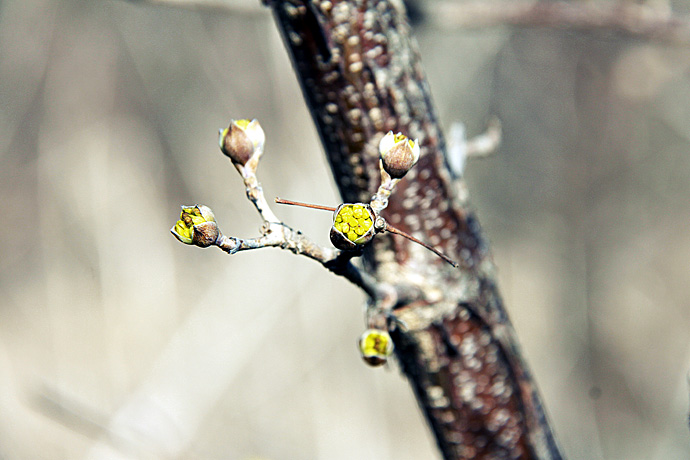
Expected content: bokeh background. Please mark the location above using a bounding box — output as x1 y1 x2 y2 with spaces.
1 0 690 458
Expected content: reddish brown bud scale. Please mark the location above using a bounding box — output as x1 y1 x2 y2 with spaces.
220 124 254 166
379 131 421 179
191 221 220 247
218 119 266 171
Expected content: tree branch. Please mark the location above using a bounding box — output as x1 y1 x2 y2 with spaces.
124 0 262 14
266 1 563 458
430 0 690 45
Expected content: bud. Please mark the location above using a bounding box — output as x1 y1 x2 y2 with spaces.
171 205 219 247
218 119 265 167
329 203 376 250
190 221 220 247
358 329 394 367
378 131 420 179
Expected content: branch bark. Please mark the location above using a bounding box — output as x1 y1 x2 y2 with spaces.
266 1 563 459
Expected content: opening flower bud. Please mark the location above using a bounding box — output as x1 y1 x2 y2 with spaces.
218 119 265 167
329 203 376 250
359 329 394 367
171 205 218 247
379 131 420 178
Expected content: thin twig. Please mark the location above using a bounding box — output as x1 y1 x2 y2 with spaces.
124 0 262 14
446 118 502 177
430 1 690 45
465 117 502 158
274 197 336 212
385 224 459 268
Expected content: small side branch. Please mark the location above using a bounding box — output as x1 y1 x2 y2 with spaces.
214 219 382 299
123 0 262 14
172 120 387 301
446 118 502 178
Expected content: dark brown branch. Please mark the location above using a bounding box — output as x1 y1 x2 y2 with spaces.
266 1 563 459
430 0 690 45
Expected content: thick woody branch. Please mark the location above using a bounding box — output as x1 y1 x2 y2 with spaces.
267 1 563 458
431 1 690 45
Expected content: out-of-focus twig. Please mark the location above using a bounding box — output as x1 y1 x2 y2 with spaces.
124 0 262 14
430 1 690 44
446 118 502 177
31 382 108 439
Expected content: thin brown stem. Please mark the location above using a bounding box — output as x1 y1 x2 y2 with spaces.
274 197 336 212
385 224 459 268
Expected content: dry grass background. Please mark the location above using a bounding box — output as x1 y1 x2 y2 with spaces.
1 0 690 459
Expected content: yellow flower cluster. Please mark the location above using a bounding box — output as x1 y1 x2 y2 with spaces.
333 204 372 242
359 329 393 366
172 205 215 244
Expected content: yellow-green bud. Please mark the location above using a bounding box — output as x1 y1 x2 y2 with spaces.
358 329 394 367
171 205 219 247
218 119 265 167
379 131 420 178
329 203 376 250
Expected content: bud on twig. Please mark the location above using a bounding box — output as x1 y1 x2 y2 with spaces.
329 203 376 250
275 197 458 266
218 119 265 169
358 329 394 367
379 131 420 179
171 205 219 247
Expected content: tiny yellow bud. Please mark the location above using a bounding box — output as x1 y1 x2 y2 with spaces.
171 205 218 247
234 119 251 130
359 329 394 367
172 221 193 244
329 203 376 250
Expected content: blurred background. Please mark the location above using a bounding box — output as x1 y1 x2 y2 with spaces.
1 0 689 458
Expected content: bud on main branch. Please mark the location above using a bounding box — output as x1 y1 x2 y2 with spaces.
359 329 394 367
379 131 420 179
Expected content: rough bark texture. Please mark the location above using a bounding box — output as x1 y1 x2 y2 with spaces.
266 1 564 458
